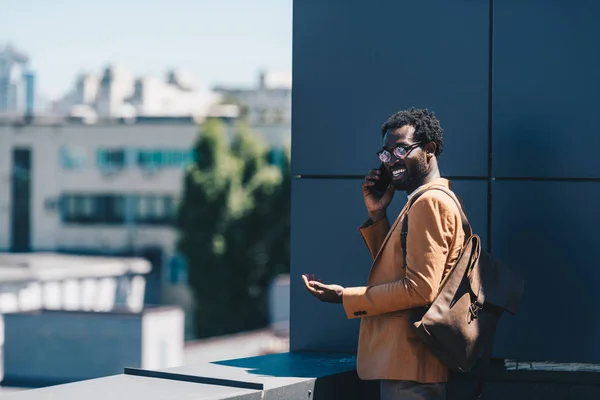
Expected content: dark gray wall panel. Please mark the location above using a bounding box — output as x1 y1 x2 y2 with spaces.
291 0 489 177
289 179 378 352
290 179 488 352
491 181 600 362
492 0 600 178
451 180 489 251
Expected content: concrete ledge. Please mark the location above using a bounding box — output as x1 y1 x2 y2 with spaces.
4 354 600 399
124 367 265 391
135 351 373 399
0 374 262 400
0 352 375 400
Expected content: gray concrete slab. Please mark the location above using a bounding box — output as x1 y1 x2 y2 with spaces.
154 351 357 390
0 374 261 400
184 328 288 365
131 352 361 400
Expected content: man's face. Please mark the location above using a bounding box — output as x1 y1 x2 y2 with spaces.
380 125 428 192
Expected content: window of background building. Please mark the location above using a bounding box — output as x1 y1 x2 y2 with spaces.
151 151 163 167
163 196 174 220
136 196 149 220
62 194 101 223
102 195 126 224
81 196 94 216
171 151 181 166
146 196 158 220
113 196 125 219
60 146 88 169
168 252 188 284
268 147 285 170
61 193 176 225
97 148 126 170
155 196 165 220
123 195 138 223
137 151 151 168
137 149 194 169
73 195 84 216
65 195 76 216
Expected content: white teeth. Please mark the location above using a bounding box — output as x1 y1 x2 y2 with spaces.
392 168 406 177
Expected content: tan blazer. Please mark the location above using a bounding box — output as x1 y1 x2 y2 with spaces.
342 178 465 383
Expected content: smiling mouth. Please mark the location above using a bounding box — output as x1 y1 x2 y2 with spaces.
390 166 407 180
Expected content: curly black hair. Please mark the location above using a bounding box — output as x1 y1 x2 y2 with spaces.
380 107 444 156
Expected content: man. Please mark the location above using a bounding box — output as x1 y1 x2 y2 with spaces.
302 108 466 400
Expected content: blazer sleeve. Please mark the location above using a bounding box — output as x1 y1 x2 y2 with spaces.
358 217 391 259
343 192 460 319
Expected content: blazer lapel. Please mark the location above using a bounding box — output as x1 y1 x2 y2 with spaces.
372 205 407 262
367 203 409 281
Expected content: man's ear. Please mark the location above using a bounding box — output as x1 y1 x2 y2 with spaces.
424 142 436 156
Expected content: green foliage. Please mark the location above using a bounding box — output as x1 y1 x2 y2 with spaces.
176 118 290 338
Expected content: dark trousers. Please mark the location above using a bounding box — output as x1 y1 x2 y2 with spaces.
380 380 447 400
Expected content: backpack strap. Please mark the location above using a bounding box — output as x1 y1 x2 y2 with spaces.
474 331 496 398
400 185 472 269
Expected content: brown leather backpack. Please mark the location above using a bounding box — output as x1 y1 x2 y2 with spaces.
401 185 525 398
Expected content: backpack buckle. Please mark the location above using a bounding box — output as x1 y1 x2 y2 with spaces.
468 301 483 323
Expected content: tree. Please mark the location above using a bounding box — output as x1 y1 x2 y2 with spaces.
176 118 290 338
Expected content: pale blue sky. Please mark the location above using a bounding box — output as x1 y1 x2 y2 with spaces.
0 0 292 99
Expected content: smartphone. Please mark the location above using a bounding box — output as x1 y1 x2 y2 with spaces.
372 163 391 192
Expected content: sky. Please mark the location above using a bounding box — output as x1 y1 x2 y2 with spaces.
0 0 292 100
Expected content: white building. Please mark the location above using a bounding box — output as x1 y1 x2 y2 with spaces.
0 252 150 315
0 252 154 384
214 70 291 126
58 65 222 122
0 44 35 116
0 113 289 337
0 117 200 309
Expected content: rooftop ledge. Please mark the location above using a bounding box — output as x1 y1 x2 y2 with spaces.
5 352 600 400
2 352 366 400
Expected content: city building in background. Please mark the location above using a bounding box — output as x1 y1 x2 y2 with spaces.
0 43 291 147
3 306 184 388
0 113 291 393
0 44 36 116
214 70 291 149
56 65 224 123
0 252 150 315
0 118 198 312
0 252 152 383
0 43 291 350
0 114 289 337
214 70 291 124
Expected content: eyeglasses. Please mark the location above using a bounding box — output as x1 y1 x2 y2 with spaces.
377 142 422 163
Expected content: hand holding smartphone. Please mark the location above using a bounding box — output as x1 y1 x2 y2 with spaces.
372 163 391 193
362 164 394 221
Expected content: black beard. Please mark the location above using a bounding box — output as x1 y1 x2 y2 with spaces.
392 178 408 191
394 162 428 193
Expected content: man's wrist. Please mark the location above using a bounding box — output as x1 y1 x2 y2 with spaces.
337 288 345 304
368 211 386 224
